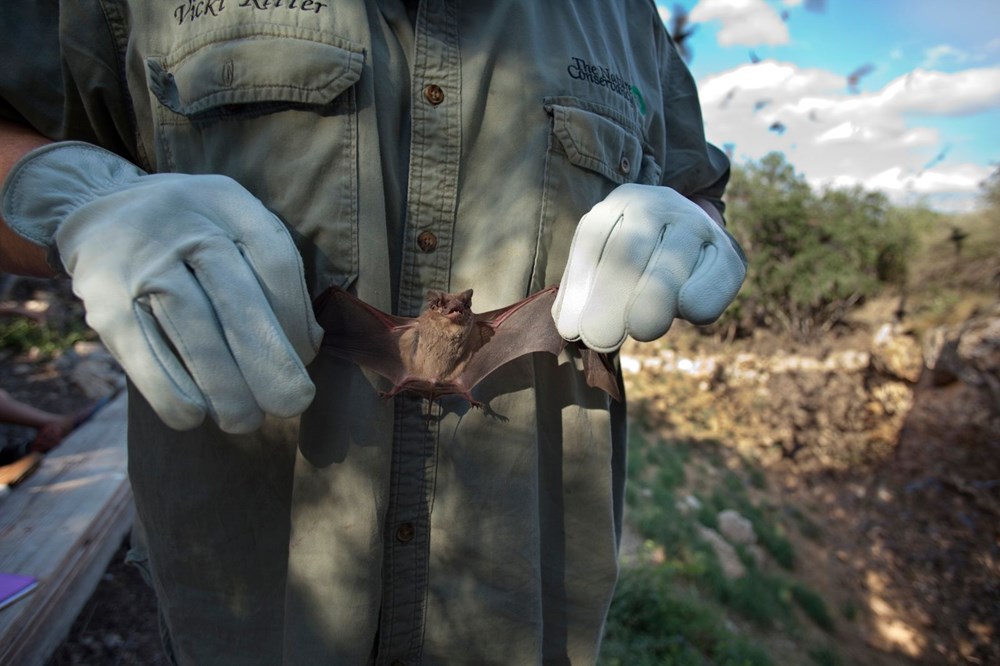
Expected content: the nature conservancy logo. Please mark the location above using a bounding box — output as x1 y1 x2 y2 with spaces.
566 57 646 115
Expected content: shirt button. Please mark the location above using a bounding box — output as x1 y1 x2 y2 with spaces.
619 155 631 175
417 230 438 252
423 84 445 106
396 522 415 543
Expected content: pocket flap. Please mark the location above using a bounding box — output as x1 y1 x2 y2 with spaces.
148 37 364 117
547 103 643 185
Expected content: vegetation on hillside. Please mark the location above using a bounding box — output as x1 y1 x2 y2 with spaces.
711 153 998 342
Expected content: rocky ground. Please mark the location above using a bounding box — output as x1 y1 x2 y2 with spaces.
2 274 997 665
621 303 999 664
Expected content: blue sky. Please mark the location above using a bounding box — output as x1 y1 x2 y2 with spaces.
655 0 1000 211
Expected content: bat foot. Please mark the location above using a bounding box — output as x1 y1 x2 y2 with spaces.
460 393 491 412
472 400 509 423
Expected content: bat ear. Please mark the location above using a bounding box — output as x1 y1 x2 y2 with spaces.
426 289 444 305
459 289 473 305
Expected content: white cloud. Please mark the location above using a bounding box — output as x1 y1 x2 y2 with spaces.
689 0 790 47
922 44 970 68
697 61 1000 210
657 5 671 25
874 67 1000 116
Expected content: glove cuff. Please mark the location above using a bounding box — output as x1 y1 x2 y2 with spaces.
2 142 147 270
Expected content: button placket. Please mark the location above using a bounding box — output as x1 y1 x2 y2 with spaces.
380 2 462 664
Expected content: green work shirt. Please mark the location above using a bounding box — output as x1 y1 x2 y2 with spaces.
1 1 730 664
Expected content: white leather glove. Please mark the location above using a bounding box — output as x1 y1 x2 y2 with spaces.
553 184 747 353
2 142 322 433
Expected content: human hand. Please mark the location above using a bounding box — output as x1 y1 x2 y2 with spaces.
552 184 746 353
2 143 322 433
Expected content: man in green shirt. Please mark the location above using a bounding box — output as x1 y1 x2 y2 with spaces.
0 2 746 663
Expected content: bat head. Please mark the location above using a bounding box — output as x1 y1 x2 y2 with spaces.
425 289 474 325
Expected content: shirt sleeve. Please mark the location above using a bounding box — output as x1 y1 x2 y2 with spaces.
652 22 731 220
0 1 137 160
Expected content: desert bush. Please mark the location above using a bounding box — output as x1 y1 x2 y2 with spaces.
717 152 916 340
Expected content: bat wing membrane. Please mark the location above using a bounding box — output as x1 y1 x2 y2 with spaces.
313 287 413 385
456 286 566 389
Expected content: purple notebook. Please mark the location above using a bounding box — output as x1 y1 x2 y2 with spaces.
0 572 38 611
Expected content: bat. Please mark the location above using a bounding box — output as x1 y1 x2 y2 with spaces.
847 63 875 93
313 285 621 407
719 88 737 108
668 4 696 63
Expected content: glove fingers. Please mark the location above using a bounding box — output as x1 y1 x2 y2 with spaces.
627 221 713 340
69 265 209 430
146 274 265 433
86 300 209 431
575 201 666 351
189 242 316 420
553 206 622 342
678 241 748 325
197 191 323 362
235 233 322 362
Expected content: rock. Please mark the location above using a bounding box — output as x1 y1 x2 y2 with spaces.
956 311 1000 408
930 338 963 387
924 307 1000 407
675 494 702 514
869 379 915 417
870 323 924 383
696 525 746 579
957 313 1000 373
718 509 757 546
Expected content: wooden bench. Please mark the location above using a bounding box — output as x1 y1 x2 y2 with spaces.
0 392 132 666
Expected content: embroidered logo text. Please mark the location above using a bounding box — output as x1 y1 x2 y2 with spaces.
567 57 645 114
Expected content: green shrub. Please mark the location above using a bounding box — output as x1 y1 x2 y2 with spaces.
0 317 92 357
791 583 835 631
808 645 842 666
601 565 773 666
718 152 916 341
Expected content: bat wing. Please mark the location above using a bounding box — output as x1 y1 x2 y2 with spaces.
313 286 414 385
580 346 622 402
455 286 566 391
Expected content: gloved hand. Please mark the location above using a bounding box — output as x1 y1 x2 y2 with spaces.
553 183 747 353
2 142 322 434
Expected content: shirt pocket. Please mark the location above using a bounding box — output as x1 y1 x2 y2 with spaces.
531 97 661 290
145 34 364 290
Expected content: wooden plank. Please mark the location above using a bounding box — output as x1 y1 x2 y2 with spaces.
0 392 132 666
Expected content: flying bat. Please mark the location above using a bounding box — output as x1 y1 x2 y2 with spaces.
669 4 696 62
847 63 875 93
313 285 621 407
